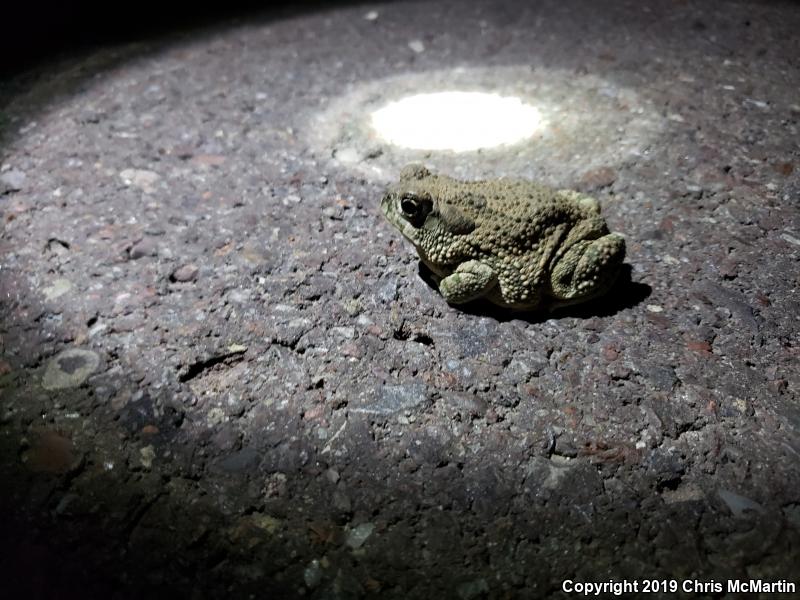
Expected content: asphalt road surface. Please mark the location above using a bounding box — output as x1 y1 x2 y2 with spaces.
1 1 798 597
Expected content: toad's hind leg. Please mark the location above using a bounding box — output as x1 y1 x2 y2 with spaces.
549 233 625 305
439 260 498 304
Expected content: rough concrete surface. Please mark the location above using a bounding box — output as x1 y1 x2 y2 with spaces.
1 0 799 598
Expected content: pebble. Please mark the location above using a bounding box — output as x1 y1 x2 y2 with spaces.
684 184 704 199
377 279 398 303
457 578 489 600
661 483 704 504
128 238 158 260
42 278 73 301
324 468 340 484
643 365 678 391
304 559 323 588
694 281 759 334
353 383 428 415
541 458 573 490
42 348 100 390
0 168 26 192
408 39 425 53
250 514 282 535
140 445 156 469
218 447 259 472
579 166 617 190
345 522 374 549
24 431 75 473
686 340 712 354
334 147 360 163
783 504 800 528
227 289 251 303
88 322 108 338
171 264 199 282
718 489 764 517
743 98 769 109
342 298 362 316
331 326 356 340
780 233 800 246
206 406 228 427
363 10 379 21
333 490 352 513
55 493 79 515
120 168 160 193
190 154 226 166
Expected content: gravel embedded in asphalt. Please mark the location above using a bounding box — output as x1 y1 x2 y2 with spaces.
1 1 798 597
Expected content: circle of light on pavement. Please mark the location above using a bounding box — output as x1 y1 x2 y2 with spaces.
370 91 543 152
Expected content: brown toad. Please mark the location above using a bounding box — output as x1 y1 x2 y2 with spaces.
381 164 626 310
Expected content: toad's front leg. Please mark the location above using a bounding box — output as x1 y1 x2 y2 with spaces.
438 260 498 304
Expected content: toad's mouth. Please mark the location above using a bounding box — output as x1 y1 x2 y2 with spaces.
381 195 418 241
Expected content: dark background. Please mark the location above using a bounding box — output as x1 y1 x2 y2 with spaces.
4 0 795 75
1 0 330 75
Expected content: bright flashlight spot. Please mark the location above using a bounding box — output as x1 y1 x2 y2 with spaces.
370 91 542 152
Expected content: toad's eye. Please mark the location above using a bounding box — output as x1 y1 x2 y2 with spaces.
400 193 433 226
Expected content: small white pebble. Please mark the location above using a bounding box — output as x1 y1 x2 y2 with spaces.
744 98 769 109
363 10 378 20
408 39 425 53
781 233 800 247
646 304 664 313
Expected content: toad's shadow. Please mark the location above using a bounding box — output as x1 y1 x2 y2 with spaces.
418 263 651 323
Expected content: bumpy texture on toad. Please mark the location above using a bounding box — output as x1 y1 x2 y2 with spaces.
381 164 626 310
